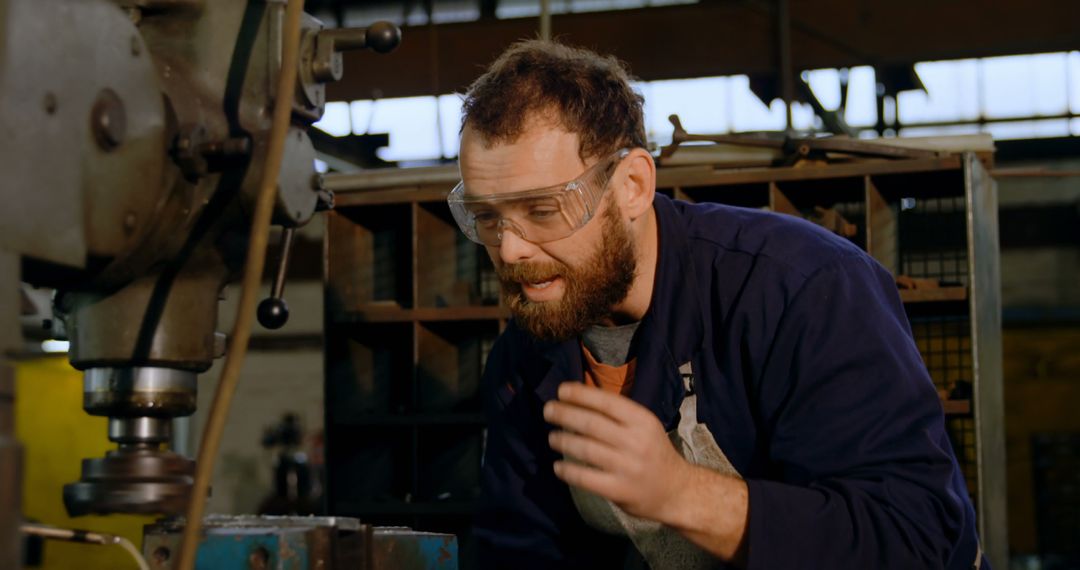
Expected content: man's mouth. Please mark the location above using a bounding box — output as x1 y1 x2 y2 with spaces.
519 276 563 301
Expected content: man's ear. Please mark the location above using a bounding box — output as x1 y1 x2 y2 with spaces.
620 147 656 220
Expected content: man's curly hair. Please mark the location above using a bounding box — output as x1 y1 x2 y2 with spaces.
461 39 647 160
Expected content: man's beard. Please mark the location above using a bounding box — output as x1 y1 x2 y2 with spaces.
497 200 637 343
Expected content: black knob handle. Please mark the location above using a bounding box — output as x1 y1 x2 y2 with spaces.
257 297 290 330
258 227 295 330
365 21 401 54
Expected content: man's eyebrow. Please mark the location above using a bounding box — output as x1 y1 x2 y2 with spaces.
465 188 563 203
518 195 559 206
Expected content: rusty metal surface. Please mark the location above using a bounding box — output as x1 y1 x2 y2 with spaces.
186 515 364 531
141 517 457 569
143 516 379 569
372 527 458 570
144 523 317 570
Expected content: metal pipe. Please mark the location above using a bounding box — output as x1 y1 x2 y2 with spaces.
21 523 150 570
777 0 793 132
540 0 551 41
270 228 295 301
324 165 459 191
21 523 114 545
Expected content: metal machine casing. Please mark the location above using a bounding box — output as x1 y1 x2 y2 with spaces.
0 0 402 564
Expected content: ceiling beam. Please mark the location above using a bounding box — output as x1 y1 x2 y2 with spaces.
329 0 1080 101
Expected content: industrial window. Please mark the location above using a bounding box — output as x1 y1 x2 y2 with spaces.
313 51 1080 166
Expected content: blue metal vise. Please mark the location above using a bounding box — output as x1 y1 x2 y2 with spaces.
142 515 457 569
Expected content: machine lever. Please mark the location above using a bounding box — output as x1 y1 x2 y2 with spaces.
324 20 401 54
310 21 402 83
257 227 295 329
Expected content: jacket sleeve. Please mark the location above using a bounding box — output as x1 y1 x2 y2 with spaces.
744 254 974 569
473 328 630 569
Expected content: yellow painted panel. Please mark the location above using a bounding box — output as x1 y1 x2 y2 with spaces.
15 356 153 570
1002 326 1080 555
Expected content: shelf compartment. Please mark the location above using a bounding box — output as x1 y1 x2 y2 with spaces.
896 194 969 285
416 425 484 503
415 202 500 309
772 177 867 249
326 426 413 504
325 322 414 419
326 206 413 313
416 320 498 413
676 182 771 209
866 177 899 275
870 167 966 203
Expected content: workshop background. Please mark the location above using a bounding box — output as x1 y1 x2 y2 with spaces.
11 1 1079 569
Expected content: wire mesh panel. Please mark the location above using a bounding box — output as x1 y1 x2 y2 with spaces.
894 188 983 510
897 195 969 285
1032 433 1080 570
910 314 978 502
911 315 973 396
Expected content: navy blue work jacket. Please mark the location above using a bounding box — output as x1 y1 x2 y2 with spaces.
475 193 984 569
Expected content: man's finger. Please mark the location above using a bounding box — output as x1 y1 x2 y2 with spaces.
553 460 627 503
549 430 627 472
543 401 628 447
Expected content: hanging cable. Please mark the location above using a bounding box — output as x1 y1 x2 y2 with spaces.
174 0 307 568
21 523 150 570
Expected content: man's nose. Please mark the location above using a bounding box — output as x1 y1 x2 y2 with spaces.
497 223 537 264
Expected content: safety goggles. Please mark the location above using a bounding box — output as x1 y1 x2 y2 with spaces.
448 148 630 246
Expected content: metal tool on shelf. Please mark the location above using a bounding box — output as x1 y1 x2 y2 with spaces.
660 114 946 165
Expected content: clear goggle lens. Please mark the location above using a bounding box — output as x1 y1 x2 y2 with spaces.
447 148 629 246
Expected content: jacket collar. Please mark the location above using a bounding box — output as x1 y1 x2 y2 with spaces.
532 194 706 429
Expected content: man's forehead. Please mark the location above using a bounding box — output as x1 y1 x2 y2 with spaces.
462 117 578 154
459 121 589 192
463 108 573 146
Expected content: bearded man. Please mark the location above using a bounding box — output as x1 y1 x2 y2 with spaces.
450 40 986 569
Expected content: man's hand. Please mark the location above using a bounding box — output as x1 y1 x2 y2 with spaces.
544 381 749 564
543 382 692 524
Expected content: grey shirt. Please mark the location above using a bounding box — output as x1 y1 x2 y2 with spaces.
582 322 640 365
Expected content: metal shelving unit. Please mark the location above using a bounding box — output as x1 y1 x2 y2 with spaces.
322 151 1006 566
